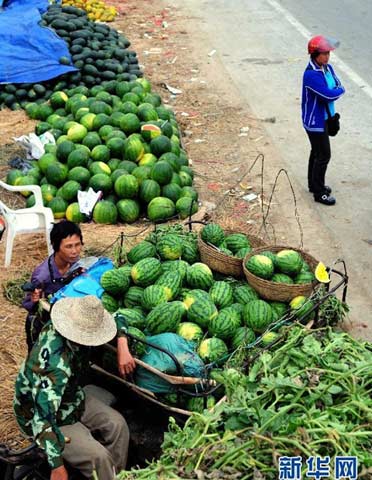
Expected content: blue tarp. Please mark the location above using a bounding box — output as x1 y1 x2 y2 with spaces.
0 0 77 84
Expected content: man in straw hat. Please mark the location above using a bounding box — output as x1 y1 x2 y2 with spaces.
14 295 135 480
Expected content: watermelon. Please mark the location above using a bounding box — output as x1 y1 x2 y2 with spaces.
155 271 183 301
186 396 215 413
150 135 172 157
48 197 68 219
45 162 68 186
271 273 294 284
274 250 303 276
101 292 119 313
65 202 86 223
242 300 273 333
114 174 139 199
89 174 113 196
147 197 176 221
162 183 182 203
131 257 162 287
127 241 156 264
186 263 214 290
141 285 168 310
124 286 144 308
141 123 161 142
181 240 199 264
182 289 210 310
93 200 118 224
150 161 173 185
260 251 277 263
261 331 280 346
161 260 189 279
198 338 228 364
176 197 198 219
201 223 225 247
294 271 315 284
176 322 204 344
230 326 255 351
209 307 241 341
290 296 315 320
115 308 146 330
233 284 259 304
100 267 131 296
224 233 250 254
270 301 288 320
209 281 233 309
124 134 144 162
68 166 90 187
187 298 218 329
146 301 186 335
234 247 252 259
156 234 183 260
117 199 140 223
139 179 161 203
245 254 274 280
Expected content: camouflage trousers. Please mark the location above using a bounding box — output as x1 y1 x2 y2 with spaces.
60 393 130 479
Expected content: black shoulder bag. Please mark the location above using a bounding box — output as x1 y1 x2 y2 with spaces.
325 103 340 137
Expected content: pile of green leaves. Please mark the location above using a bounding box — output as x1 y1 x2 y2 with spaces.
117 326 372 479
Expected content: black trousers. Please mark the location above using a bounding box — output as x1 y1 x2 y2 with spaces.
306 128 331 196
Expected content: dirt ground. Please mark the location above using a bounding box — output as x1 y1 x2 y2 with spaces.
0 0 353 449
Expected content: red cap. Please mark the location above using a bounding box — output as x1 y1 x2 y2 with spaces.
308 35 339 54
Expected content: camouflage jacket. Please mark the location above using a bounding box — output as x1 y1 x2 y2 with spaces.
13 322 87 469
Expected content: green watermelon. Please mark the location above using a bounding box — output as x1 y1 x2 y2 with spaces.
231 326 255 351
117 199 140 223
274 250 303 276
176 197 198 219
115 308 146 330
123 286 144 308
114 174 139 199
182 289 210 310
245 254 274 280
93 200 118 224
156 234 183 260
101 292 118 313
294 271 315 284
187 298 218 329
127 241 156 264
155 271 183 301
224 233 250 254
161 259 189 280
146 301 186 335
100 267 131 296
209 281 234 309
147 197 176 221
233 284 259 304
131 257 162 287
127 326 147 357
271 273 294 284
176 322 204 344
209 307 241 340
139 179 161 203
290 296 315 320
186 263 214 290
150 161 173 185
141 284 168 310
242 300 273 333
201 223 225 246
198 338 228 364
270 301 288 320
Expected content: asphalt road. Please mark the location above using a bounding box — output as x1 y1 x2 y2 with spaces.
172 0 372 336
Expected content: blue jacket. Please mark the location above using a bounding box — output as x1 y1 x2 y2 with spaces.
302 60 345 132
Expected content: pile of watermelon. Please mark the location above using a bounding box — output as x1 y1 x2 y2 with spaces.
200 223 254 258
98 225 316 369
245 249 316 284
0 4 139 111
5 78 198 224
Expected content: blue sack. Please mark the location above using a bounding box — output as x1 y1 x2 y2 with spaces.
0 0 77 84
50 257 114 303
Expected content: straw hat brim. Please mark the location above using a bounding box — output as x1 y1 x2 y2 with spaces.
51 297 117 346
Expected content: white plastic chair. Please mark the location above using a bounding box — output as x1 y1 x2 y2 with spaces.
0 180 54 267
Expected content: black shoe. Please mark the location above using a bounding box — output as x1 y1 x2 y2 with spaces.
314 194 336 205
309 185 332 194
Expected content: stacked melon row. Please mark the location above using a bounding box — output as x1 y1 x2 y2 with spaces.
99 229 314 366
6 78 198 224
62 0 118 22
200 223 254 258
0 4 138 111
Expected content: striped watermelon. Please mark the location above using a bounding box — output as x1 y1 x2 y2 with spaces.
156 234 183 260
100 268 131 296
187 298 218 329
229 302 244 319
155 271 183 300
233 284 259 304
242 300 273 333
224 233 250 254
115 308 146 330
270 301 288 320
127 326 147 357
201 223 225 247
235 247 252 259
182 289 211 310
186 263 214 290
161 260 189 279
127 241 156 264
146 301 186 334
177 322 204 344
245 255 274 280
101 292 119 313
123 286 144 308
198 338 228 364
271 273 294 284
209 281 233 309
131 257 162 287
181 240 199 264
274 250 303 275
294 271 315 284
290 296 315 320
141 285 168 310
260 251 277 263
209 307 241 340
231 326 256 351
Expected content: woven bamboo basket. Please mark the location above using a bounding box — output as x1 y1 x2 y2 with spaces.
243 245 319 301
198 230 267 278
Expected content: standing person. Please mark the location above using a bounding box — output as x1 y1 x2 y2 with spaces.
302 35 345 205
22 220 84 352
14 295 134 480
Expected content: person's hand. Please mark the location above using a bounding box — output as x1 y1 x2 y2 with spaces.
50 465 68 480
117 336 136 377
30 288 43 303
